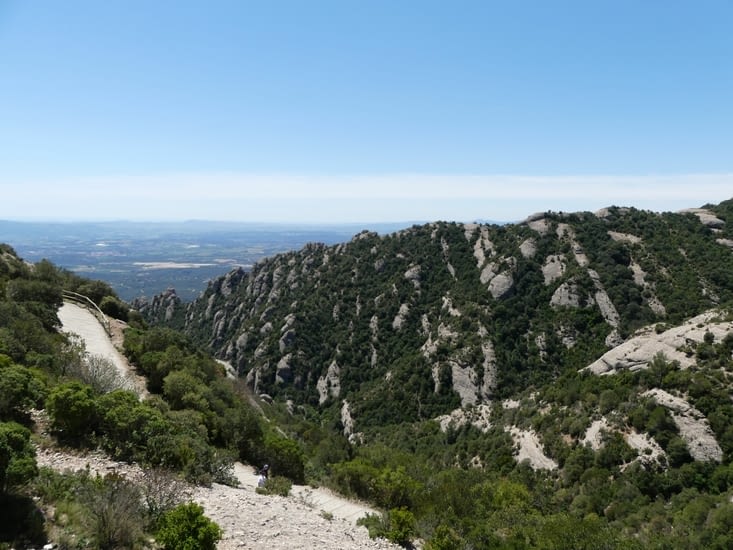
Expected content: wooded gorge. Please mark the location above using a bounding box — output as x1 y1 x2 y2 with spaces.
3 200 733 548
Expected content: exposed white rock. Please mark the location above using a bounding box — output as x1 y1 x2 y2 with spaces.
473 226 495 268
679 208 725 228
508 427 558 470
524 212 547 223
441 295 462 317
369 315 379 341
279 328 296 353
438 322 459 340
421 333 438 358
605 328 624 348
392 303 410 330
404 265 421 288
502 399 520 409
583 418 610 450
588 269 620 328
624 429 666 466
450 361 480 406
585 310 733 374
316 360 341 405
275 354 292 385
519 238 537 258
535 333 547 360
717 238 733 249
557 324 577 348
488 271 514 299
643 388 723 462
608 231 642 244
280 314 296 331
629 261 646 286
341 400 355 438
479 336 497 398
550 281 582 308
435 404 492 433
542 254 566 285
480 262 497 284
463 223 479 240
630 261 666 315
420 313 431 336
527 217 551 235
596 206 630 218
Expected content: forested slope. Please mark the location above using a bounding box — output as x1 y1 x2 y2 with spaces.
140 201 733 430
131 200 733 548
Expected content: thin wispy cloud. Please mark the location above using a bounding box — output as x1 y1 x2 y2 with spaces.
3 173 731 223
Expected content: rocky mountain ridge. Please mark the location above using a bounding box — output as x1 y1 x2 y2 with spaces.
138 201 732 422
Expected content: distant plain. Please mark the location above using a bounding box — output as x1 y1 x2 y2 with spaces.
2 220 414 301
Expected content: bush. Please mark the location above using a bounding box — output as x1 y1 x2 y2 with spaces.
262 434 305 483
79 473 145 549
45 381 97 440
156 502 222 550
425 524 463 550
0 365 46 419
256 475 292 497
358 508 416 548
0 422 37 493
69 354 128 394
99 296 129 322
0 493 46 548
387 507 417 547
139 468 192 529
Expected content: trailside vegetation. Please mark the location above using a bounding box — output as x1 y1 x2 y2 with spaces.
4 200 733 547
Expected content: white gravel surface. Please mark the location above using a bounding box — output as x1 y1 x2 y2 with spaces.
58 302 147 395
51 301 395 549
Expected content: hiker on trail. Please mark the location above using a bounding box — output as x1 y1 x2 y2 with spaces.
257 464 269 488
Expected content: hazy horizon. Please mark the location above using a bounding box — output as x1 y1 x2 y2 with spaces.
2 3 731 223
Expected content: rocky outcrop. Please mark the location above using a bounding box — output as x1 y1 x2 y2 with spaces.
131 288 180 322
488 271 514 299
435 404 492 433
551 281 582 308
135 204 733 436
508 427 558 470
608 231 642 244
542 254 566 285
643 388 723 462
316 360 341 405
392 303 410 330
519 238 537 259
679 208 725 228
585 310 733 375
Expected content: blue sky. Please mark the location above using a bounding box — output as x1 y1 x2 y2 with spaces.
1 1 731 223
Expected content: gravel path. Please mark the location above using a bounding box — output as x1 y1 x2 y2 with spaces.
57 302 147 395
52 302 395 549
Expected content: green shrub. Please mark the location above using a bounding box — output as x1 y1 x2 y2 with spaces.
357 512 390 540
45 381 97 440
99 295 129 322
79 473 145 550
156 502 221 550
0 493 46 548
0 422 37 493
0 365 46 419
256 475 292 496
262 434 305 483
358 508 416 548
425 524 463 550
387 507 417 547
